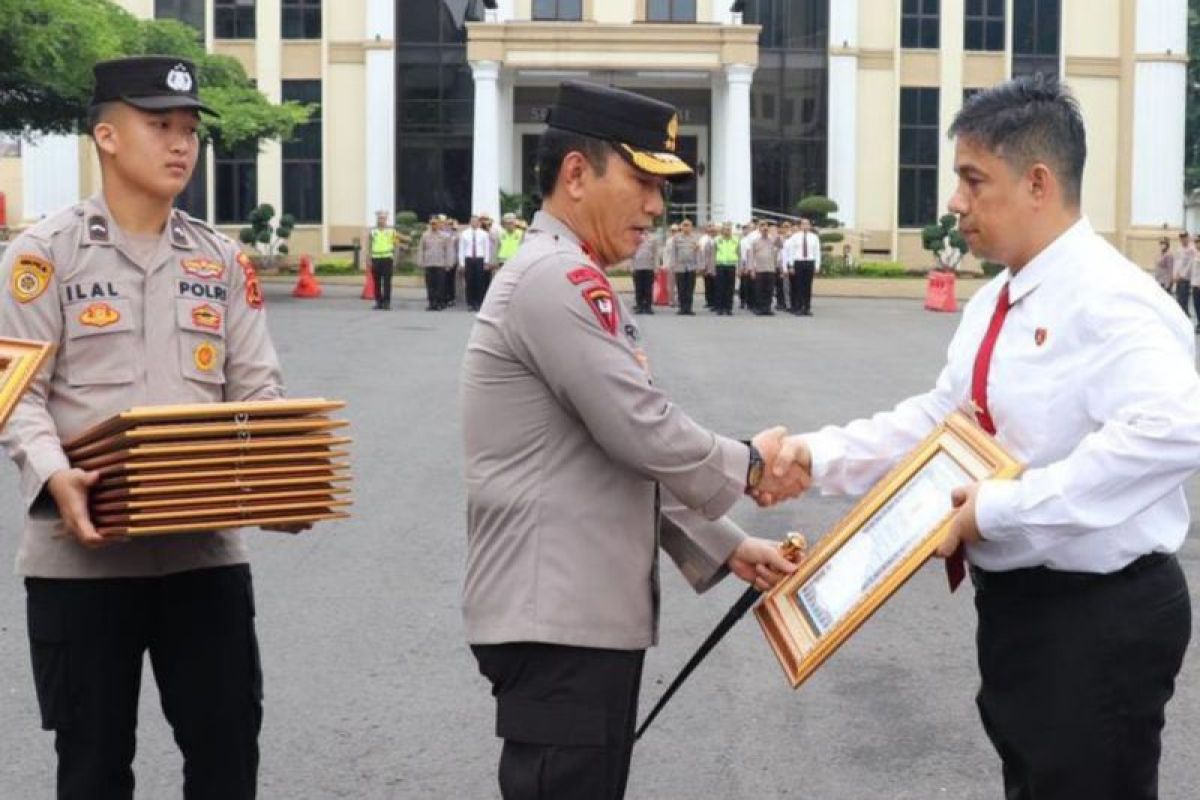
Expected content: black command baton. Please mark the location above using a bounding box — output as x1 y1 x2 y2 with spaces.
635 533 807 741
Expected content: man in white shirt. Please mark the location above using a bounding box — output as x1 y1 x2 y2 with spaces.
784 218 821 316
774 76 1197 800
1170 231 1194 316
459 214 492 312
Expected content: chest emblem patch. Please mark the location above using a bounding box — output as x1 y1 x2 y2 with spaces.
79 301 121 328
191 304 222 331
10 254 54 303
182 258 226 281
1034 328 1047 347
582 286 618 336
193 341 219 372
236 251 264 310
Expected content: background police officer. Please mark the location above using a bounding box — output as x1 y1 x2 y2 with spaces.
368 209 397 310
460 81 808 800
0 56 299 799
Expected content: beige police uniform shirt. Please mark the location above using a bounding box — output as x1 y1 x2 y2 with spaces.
461 210 750 651
631 235 658 272
749 235 778 275
669 232 701 273
0 195 284 578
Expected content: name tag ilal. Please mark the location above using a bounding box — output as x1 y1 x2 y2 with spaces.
65 282 119 302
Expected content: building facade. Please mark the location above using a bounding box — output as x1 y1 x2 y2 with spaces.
0 0 1187 269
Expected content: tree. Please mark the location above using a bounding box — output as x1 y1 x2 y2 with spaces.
921 214 969 272
239 205 293 271
0 0 311 147
796 195 844 249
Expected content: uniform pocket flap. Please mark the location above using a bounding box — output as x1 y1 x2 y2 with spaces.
176 297 227 336
64 297 135 339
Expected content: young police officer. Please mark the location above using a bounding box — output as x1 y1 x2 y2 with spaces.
0 56 295 798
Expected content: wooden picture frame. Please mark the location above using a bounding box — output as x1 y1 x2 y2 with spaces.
0 337 53 431
754 411 1023 689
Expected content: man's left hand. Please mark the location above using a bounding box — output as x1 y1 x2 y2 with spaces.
936 482 983 558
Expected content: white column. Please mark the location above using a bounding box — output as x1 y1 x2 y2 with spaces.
497 0 516 22
827 0 859 228
709 74 726 221
1131 0 1187 227
255 0 282 214
724 64 755 224
471 60 502 220
498 69 516 193
365 0 395 220
21 134 81 220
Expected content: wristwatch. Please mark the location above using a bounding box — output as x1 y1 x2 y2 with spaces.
744 441 764 492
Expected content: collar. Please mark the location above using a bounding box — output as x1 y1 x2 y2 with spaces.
78 195 197 251
529 210 591 257
1004 216 1090 306
166 209 197 250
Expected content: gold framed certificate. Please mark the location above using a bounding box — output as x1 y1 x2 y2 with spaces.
754 411 1022 688
0 337 53 431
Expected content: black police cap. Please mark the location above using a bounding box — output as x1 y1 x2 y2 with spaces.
91 56 218 116
546 81 692 182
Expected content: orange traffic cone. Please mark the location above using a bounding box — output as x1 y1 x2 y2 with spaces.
361 266 376 301
293 255 322 298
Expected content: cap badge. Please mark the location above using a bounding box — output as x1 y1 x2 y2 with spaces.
166 64 193 93
665 114 679 153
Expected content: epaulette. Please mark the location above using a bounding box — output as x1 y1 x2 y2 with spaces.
17 204 82 244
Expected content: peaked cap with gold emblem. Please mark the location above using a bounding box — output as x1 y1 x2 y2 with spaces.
546 81 693 182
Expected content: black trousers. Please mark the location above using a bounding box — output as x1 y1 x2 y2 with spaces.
754 272 775 314
1174 281 1190 316
702 273 714 307
632 270 655 311
738 272 752 308
972 553 1190 800
715 266 736 312
464 257 487 309
371 257 393 307
26 565 262 800
1191 286 1200 327
472 643 645 800
774 272 787 308
790 260 815 312
443 265 458 304
674 271 696 313
424 267 445 309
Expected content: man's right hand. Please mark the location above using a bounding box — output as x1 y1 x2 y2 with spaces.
46 468 123 548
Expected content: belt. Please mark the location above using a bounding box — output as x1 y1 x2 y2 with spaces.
970 552 1172 595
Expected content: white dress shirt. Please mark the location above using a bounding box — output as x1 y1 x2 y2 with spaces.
782 231 822 271
804 218 1200 573
459 228 492 266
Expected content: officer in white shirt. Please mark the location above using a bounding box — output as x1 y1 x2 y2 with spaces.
774 76 1197 800
783 218 821 316
458 215 492 312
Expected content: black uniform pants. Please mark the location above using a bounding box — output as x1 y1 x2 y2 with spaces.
972 553 1190 800
464 257 487 310
674 271 696 313
632 270 655 311
26 565 262 800
443 265 458 305
738 271 752 308
371 257 393 307
1174 281 1190 316
702 273 714 307
1190 286 1200 327
754 272 776 314
715 266 736 312
472 643 645 800
790 260 815 312
424 267 445 309
774 271 787 308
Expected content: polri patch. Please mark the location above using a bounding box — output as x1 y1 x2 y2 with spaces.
191 303 222 331
78 301 121 328
10 254 54 303
193 341 219 372
582 286 618 336
181 257 226 281
236 251 264 309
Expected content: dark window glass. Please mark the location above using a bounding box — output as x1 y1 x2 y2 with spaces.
175 145 208 219
282 80 322 223
898 87 939 227
398 0 480 42
743 0 828 50
1013 0 1060 78
282 0 321 39
532 0 583 21
901 0 939 49
214 0 255 39
155 0 204 33
215 139 257 224
647 0 696 22
964 0 1004 51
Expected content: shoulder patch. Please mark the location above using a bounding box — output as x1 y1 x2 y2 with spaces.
9 253 54 303
236 251 264 310
582 285 619 336
566 267 601 286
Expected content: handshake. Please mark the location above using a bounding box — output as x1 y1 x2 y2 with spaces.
747 426 813 508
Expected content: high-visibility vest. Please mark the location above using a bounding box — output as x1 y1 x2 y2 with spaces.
370 227 397 258
715 237 739 265
497 229 524 262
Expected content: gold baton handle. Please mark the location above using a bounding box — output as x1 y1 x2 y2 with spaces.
780 532 807 563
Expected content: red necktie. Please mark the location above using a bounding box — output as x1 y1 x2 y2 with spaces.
947 283 1010 591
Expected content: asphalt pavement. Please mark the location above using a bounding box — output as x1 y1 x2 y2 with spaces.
1 283 1196 799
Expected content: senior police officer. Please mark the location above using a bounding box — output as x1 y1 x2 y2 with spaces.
460 82 809 800
0 57 300 799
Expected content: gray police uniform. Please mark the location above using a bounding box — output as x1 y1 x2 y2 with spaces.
462 210 750 796
630 234 658 313
669 231 701 314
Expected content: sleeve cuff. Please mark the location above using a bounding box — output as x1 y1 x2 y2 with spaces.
696 435 751 519
974 479 1022 542
21 446 70 514
802 432 836 486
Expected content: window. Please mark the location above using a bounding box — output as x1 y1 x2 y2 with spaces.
901 0 940 49
215 139 257 224
282 80 322 224
742 0 828 50
647 0 696 22
1013 0 1060 78
155 0 204 33
532 0 582 21
964 0 1004 51
175 146 208 219
282 0 320 39
215 0 255 39
898 87 939 228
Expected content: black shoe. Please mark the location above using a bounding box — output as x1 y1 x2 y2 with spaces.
801 310 813 317
646 309 654 315
426 305 436 311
